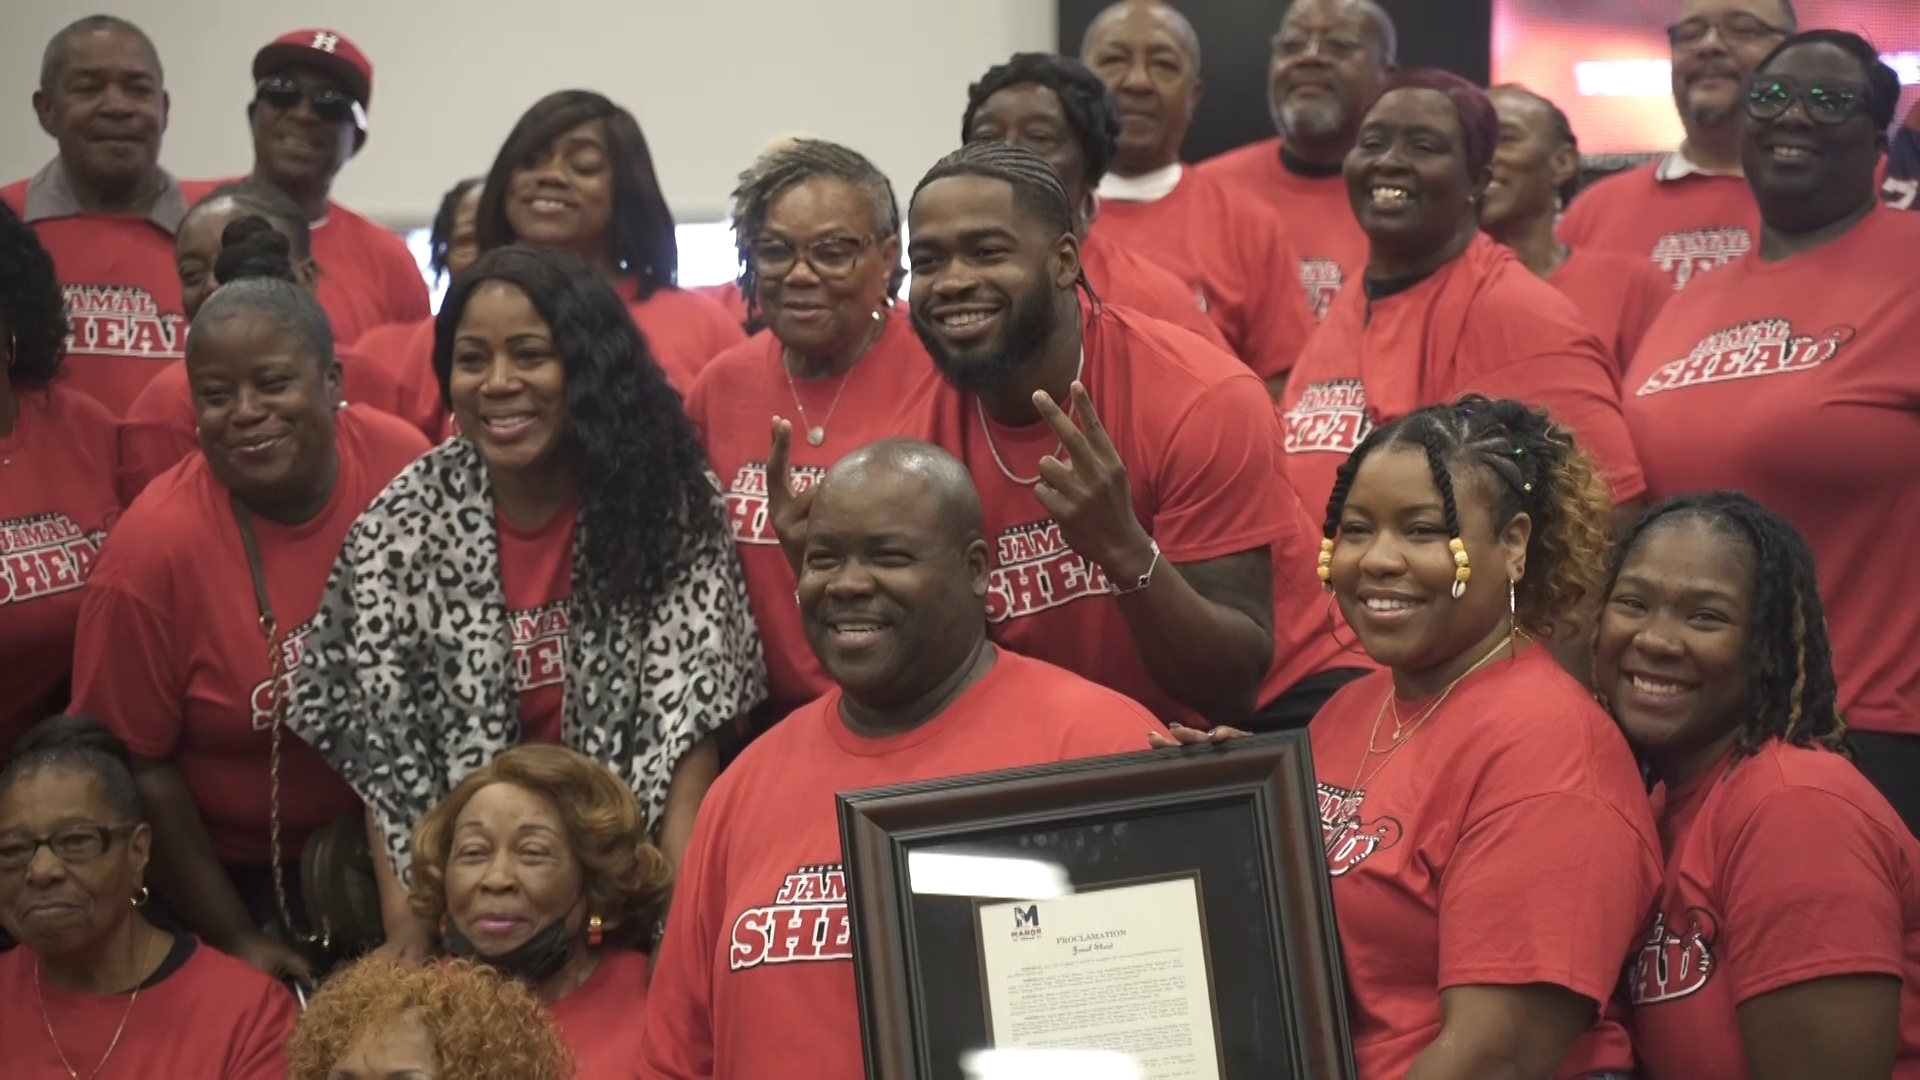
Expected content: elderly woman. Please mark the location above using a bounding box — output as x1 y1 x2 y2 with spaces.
120 181 426 500
0 716 295 1078
289 244 763 961
686 138 940 728
1478 85 1670 378
0 203 119 757
1622 31 1920 837
409 745 668 1077
287 956 572 1080
71 275 429 984
1595 493 1920 1079
1280 70 1645 526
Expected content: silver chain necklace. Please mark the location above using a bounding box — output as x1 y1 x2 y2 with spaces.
782 311 885 447
977 347 1086 486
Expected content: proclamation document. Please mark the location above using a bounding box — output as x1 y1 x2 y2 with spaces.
975 875 1221 1080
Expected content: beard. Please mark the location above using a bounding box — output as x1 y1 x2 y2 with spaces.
1684 97 1739 130
1278 96 1349 141
915 283 1060 393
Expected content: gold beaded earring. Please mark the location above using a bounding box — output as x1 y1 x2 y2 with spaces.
1316 537 1334 591
1449 537 1471 599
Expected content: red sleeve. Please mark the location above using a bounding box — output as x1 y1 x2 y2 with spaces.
1718 787 1910 1003
384 238 431 325
684 364 714 448
1149 373 1293 564
69 579 184 758
638 787 728 1079
225 974 298 1079
1235 216 1316 380
117 422 197 507
1438 793 1659 1005
1462 309 1648 504
1557 186 1603 247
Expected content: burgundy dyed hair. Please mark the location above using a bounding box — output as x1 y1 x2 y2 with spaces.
1378 68 1498 182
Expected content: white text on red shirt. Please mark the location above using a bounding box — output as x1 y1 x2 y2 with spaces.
1649 227 1752 290
1283 378 1372 456
724 463 825 546
509 601 570 692
248 623 315 732
1627 908 1718 1005
1634 319 1854 397
62 284 186 359
0 512 105 606
1300 258 1344 323
986 519 1112 622
1317 782 1403 877
728 863 852 970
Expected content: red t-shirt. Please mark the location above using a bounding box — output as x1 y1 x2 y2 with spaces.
1311 646 1660 1080
550 946 650 1079
1078 228 1232 351
686 311 943 719
619 281 751 395
689 283 752 331
1089 169 1316 380
0 936 296 1079
1558 161 1760 293
1623 208 1920 737
0 383 119 752
70 407 429 863
1280 232 1646 520
309 201 430 347
1198 137 1369 323
352 317 447 439
498 497 577 744
923 304 1345 727
639 648 1167 1080
116 343 426 504
2 181 188 418
1549 247 1672 381
1627 741 1920 1080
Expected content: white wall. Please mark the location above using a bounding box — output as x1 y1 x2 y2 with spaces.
0 1 1057 227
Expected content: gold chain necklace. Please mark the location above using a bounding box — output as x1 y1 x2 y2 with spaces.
35 940 154 1080
1329 631 1520 845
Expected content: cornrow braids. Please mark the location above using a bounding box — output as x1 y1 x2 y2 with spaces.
1608 492 1848 762
729 138 903 316
1319 395 1614 633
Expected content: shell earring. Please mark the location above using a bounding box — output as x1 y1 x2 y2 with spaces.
1449 538 1471 600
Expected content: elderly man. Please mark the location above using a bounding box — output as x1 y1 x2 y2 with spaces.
2 16 192 416
1077 0 1315 393
1557 0 1795 291
1201 0 1399 321
244 28 428 344
641 438 1164 1080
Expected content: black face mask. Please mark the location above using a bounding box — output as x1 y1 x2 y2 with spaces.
443 916 578 985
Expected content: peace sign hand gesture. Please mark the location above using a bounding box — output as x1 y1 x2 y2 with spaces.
1032 382 1157 588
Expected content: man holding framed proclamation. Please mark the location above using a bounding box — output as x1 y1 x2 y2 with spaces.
638 441 1171 1080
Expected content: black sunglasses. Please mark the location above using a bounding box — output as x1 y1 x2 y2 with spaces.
254 75 356 124
1745 75 1869 125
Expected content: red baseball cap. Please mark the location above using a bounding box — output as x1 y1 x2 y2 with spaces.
253 29 373 116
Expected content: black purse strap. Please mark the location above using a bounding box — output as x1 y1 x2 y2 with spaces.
231 495 275 634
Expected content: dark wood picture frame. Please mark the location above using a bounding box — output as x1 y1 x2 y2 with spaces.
838 730 1354 1080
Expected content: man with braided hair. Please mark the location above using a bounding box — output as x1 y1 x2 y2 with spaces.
896 140 1358 731
1595 491 1920 1078
961 52 1230 351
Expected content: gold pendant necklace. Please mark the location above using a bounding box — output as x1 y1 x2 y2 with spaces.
36 960 143 1079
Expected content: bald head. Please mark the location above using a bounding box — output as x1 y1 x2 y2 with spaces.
1084 1 1202 71
818 439 984 545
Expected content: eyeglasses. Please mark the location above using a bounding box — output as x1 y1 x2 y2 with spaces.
254 76 357 125
1746 75 1868 124
1666 14 1790 49
1272 33 1367 62
0 824 136 872
749 235 874 280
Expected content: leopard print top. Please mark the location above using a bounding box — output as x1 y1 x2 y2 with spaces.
286 438 767 881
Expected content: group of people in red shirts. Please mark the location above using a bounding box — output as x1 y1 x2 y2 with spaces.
3 0 1919 1077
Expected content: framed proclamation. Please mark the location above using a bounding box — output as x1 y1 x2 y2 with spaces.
838 730 1354 1080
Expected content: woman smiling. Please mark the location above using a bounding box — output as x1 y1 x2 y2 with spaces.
289 245 763 962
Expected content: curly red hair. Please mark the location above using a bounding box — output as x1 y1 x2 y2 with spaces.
408 745 671 948
285 957 573 1080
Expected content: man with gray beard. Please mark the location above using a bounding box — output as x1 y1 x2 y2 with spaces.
1557 0 1794 293
1199 0 1396 322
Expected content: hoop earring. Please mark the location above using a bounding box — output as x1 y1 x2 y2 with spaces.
587 914 604 948
1324 593 1368 656
131 886 149 908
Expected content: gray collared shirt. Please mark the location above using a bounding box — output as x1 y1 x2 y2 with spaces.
20 157 189 234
